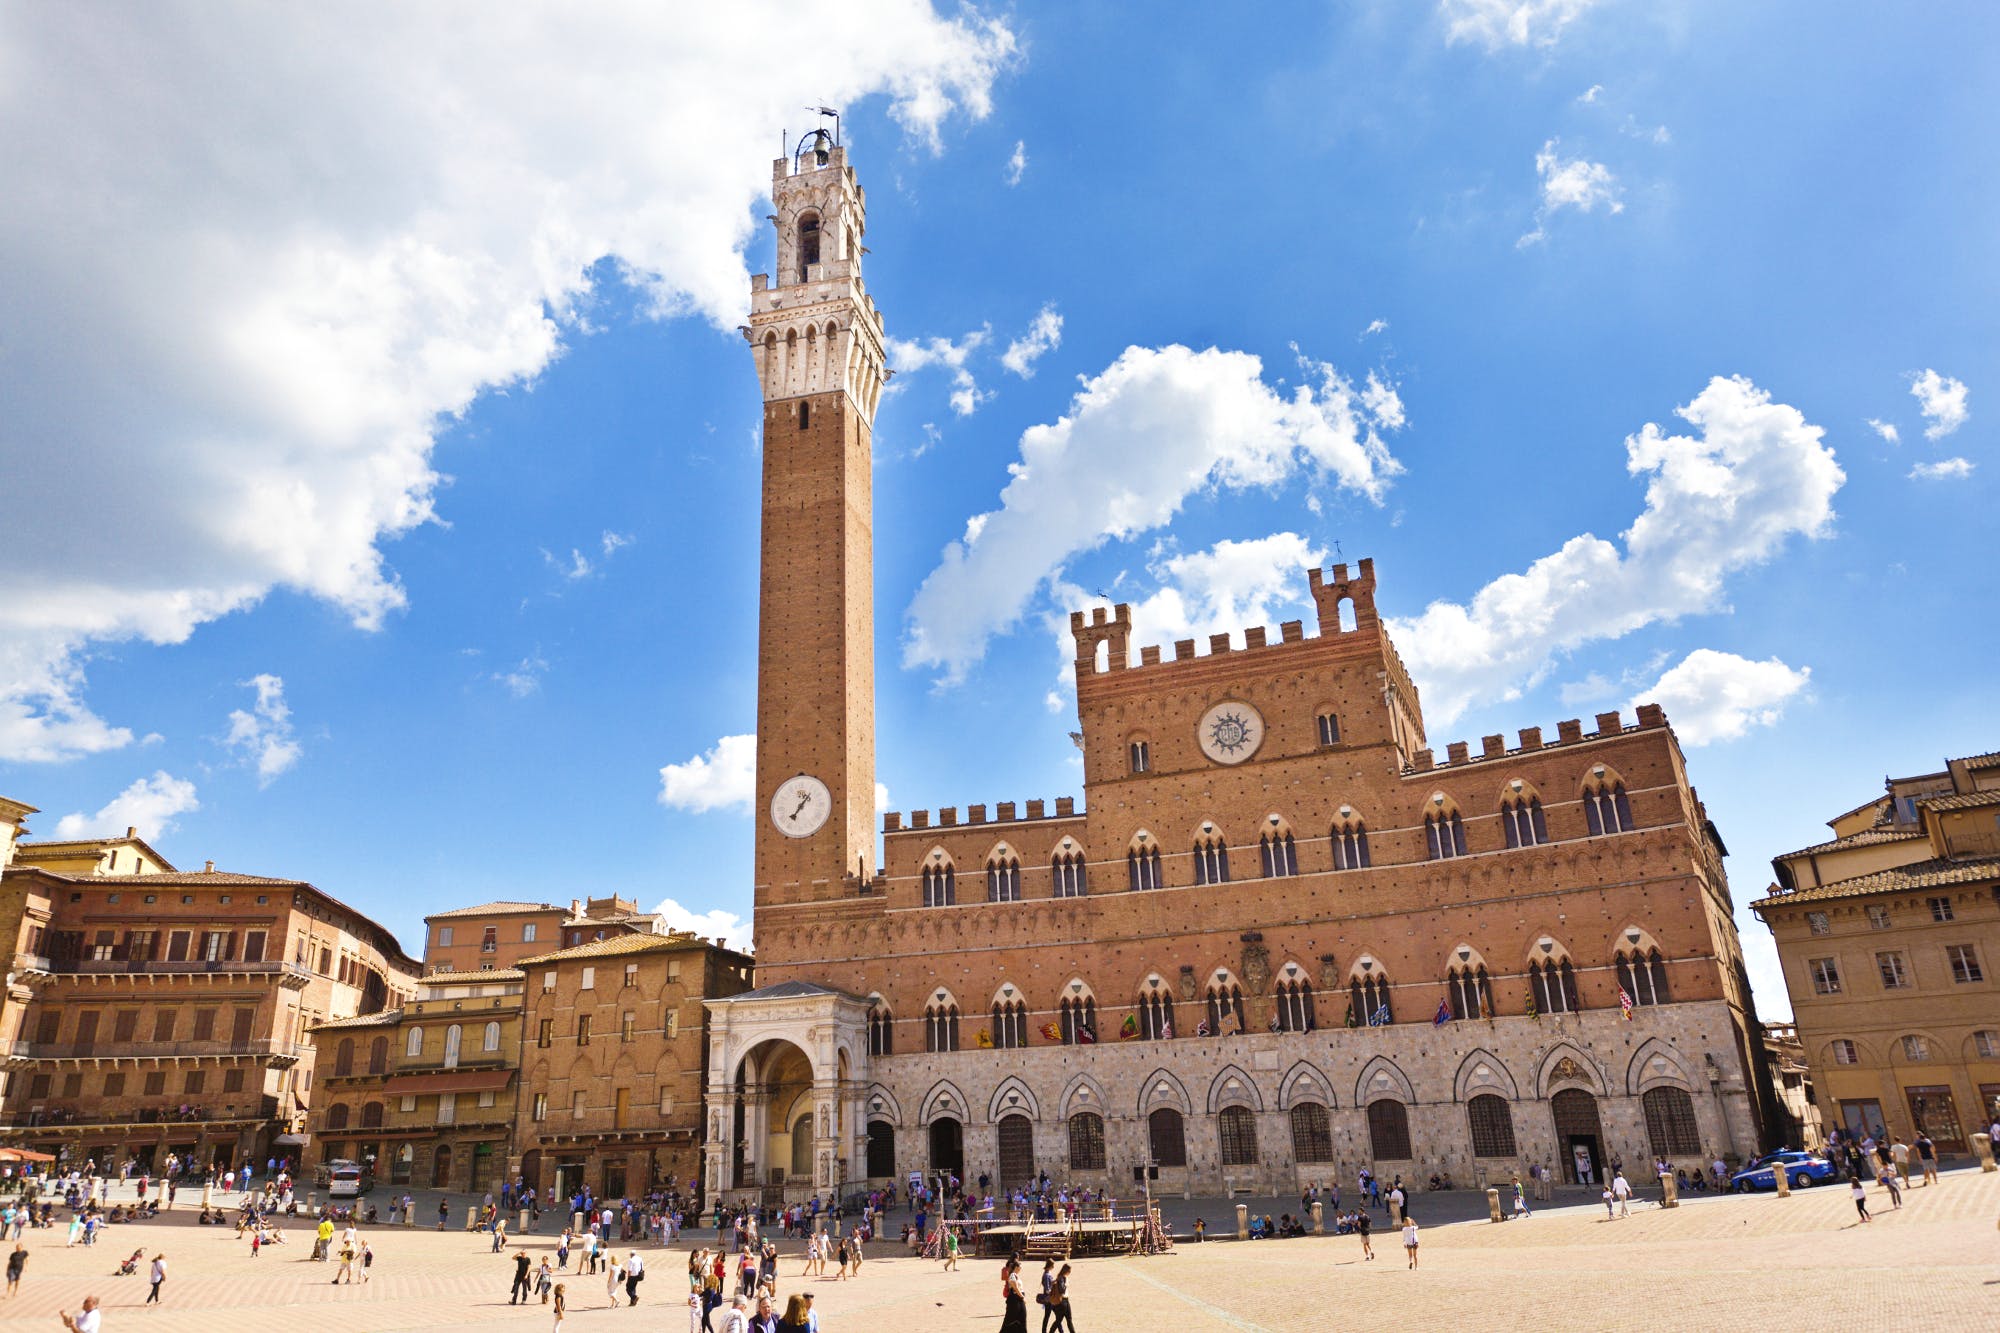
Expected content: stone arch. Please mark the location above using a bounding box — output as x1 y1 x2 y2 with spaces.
1278 1059 1336 1110
1058 1071 1111 1120
1536 1042 1603 1097
1206 1063 1265 1113
1135 1068 1193 1118
920 1080 969 1125
1625 1038 1696 1095
1821 1036 1875 1070
1579 761 1630 795
863 1083 903 1125
1498 775 1546 806
988 1075 1041 1122
1526 932 1575 965
1453 1048 1521 1101
1355 1055 1416 1106
1888 1029 1951 1066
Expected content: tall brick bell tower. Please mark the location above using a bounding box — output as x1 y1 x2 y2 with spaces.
746 128 887 910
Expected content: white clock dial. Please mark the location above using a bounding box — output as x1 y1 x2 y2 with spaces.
1196 700 1264 765
770 774 833 838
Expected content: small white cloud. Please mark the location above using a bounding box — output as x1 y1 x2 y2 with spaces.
1442 0 1599 50
1866 418 1900 444
1360 319 1389 339
657 732 755 813
494 654 547 698
1909 368 1969 439
223 673 302 786
1578 84 1603 103
886 327 992 416
52 771 199 842
1557 671 1616 706
1520 138 1623 247
600 531 633 557
1909 457 1974 481
1005 140 1026 186
1000 304 1063 378
876 781 891 814
1634 649 1810 745
543 548 593 581
652 896 752 953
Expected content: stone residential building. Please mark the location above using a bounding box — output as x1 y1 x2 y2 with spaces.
519 931 752 1203
1753 748 2000 1153
1760 1022 1823 1149
0 828 419 1172
700 136 1779 1206
312 966 526 1192
421 896 676 977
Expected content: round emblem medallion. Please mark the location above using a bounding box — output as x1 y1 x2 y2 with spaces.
1195 700 1264 765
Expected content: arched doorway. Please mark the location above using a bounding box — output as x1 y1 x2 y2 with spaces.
431 1145 453 1189
732 1038 817 1191
1551 1089 1604 1183
997 1114 1035 1190
866 1120 896 1179
790 1114 814 1179
929 1118 963 1178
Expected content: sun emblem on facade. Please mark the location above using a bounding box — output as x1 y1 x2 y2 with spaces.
1196 700 1265 765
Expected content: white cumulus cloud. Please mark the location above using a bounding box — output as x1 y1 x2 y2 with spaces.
658 733 757 814
1909 457 1974 481
1866 418 1900 444
1391 375 1844 726
1005 139 1027 186
1633 649 1811 745
886 327 993 415
1520 138 1623 247
1001 304 1063 378
52 771 200 842
0 4 1016 762
1122 533 1327 651
1442 0 1599 50
653 896 754 953
1910 368 1969 439
904 344 1406 680
494 654 548 699
224 674 302 785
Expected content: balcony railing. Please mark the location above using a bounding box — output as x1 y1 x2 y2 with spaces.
0 1104 273 1130
32 958 314 983
6 1039 307 1062
1944 829 2000 860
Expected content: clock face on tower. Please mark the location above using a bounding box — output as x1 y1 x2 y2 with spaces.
770 774 833 839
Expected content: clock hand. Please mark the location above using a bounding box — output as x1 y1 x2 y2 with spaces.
790 793 811 818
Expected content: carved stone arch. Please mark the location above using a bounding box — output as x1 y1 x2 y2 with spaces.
1498 775 1546 806
1277 1059 1336 1110
1888 1029 1950 1066
1625 1037 1695 1095
1612 924 1665 955
1206 1063 1265 1113
1453 1048 1521 1101
985 840 1017 865
990 980 1028 1010
1058 1071 1110 1119
1272 957 1315 992
1446 941 1489 971
1206 964 1245 993
924 845 954 868
1355 1055 1416 1106
1536 1042 1604 1097
920 1080 968 1125
1423 789 1462 817
1526 932 1574 964
1823 1036 1877 1069
1058 976 1097 1005
863 1083 903 1125
1191 816 1228 844
1261 811 1295 838
1346 953 1385 983
1135 1068 1193 1118
988 1075 1041 1122
1134 968 1174 995
1128 828 1157 853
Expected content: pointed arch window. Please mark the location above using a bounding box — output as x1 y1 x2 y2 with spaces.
1350 972 1393 1026
1058 994 1097 1045
1290 1102 1334 1162
1315 712 1341 747
868 1003 894 1057
796 211 820 280
1447 964 1492 1020
1192 835 1231 885
1128 840 1162 891
1067 1112 1106 1171
921 860 957 908
924 1001 959 1053
986 854 1021 903
1217 1105 1259 1166
1274 978 1316 1033
1148 1107 1187 1167
1331 820 1371 871
1467 1094 1517 1157
992 998 1029 1050
1052 851 1088 898
1204 980 1246 1037
1584 775 1635 835
443 1023 462 1069
1127 739 1149 774
1616 947 1670 1006
405 1025 424 1059
1642 1086 1701 1155
1259 830 1298 878
1529 956 1582 1013
1425 808 1468 860
1501 792 1549 848
1137 987 1176 1040
483 1021 502 1053
1366 1099 1412 1160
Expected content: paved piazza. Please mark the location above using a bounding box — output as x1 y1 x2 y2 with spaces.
1 1171 1993 1332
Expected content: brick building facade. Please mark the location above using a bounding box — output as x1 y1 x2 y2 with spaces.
701 138 1777 1205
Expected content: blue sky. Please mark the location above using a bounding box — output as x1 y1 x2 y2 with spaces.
2 3 1995 1017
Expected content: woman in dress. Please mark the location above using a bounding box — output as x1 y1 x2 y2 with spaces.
998 1257 1029 1333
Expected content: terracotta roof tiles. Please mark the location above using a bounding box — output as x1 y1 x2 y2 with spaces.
1752 855 2000 909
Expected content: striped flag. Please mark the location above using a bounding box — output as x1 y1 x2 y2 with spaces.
1526 989 1540 1021
1367 1003 1391 1027
1432 999 1452 1026
1617 987 1634 1021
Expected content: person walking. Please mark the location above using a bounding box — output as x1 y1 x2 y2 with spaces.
1915 1132 1939 1186
5 1241 26 1296
362 1240 374 1282
512 1247 535 1304
1038 1258 1058 1333
438 1198 451 1230
58 1294 101 1333
627 1249 646 1305
1402 1216 1420 1269
552 1283 567 1333
1612 1172 1632 1218
999 1257 1029 1333
333 1237 356 1284
493 1216 508 1253
1356 1208 1374 1260
606 1252 623 1308
1850 1175 1871 1223
146 1253 166 1304
940 1228 958 1273
1877 1163 1902 1209
1045 1263 1077 1333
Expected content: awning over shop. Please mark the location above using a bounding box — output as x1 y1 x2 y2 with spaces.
385 1069 515 1096
274 1133 310 1145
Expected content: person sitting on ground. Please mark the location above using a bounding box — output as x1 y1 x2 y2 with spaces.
1247 1214 1265 1239
1440 1172 1454 1190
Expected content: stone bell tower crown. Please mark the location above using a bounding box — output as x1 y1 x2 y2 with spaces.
748 126 882 912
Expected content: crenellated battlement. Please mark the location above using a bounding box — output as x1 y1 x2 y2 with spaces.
1402 702 1670 775
884 795 1080 834
1308 557 1379 634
